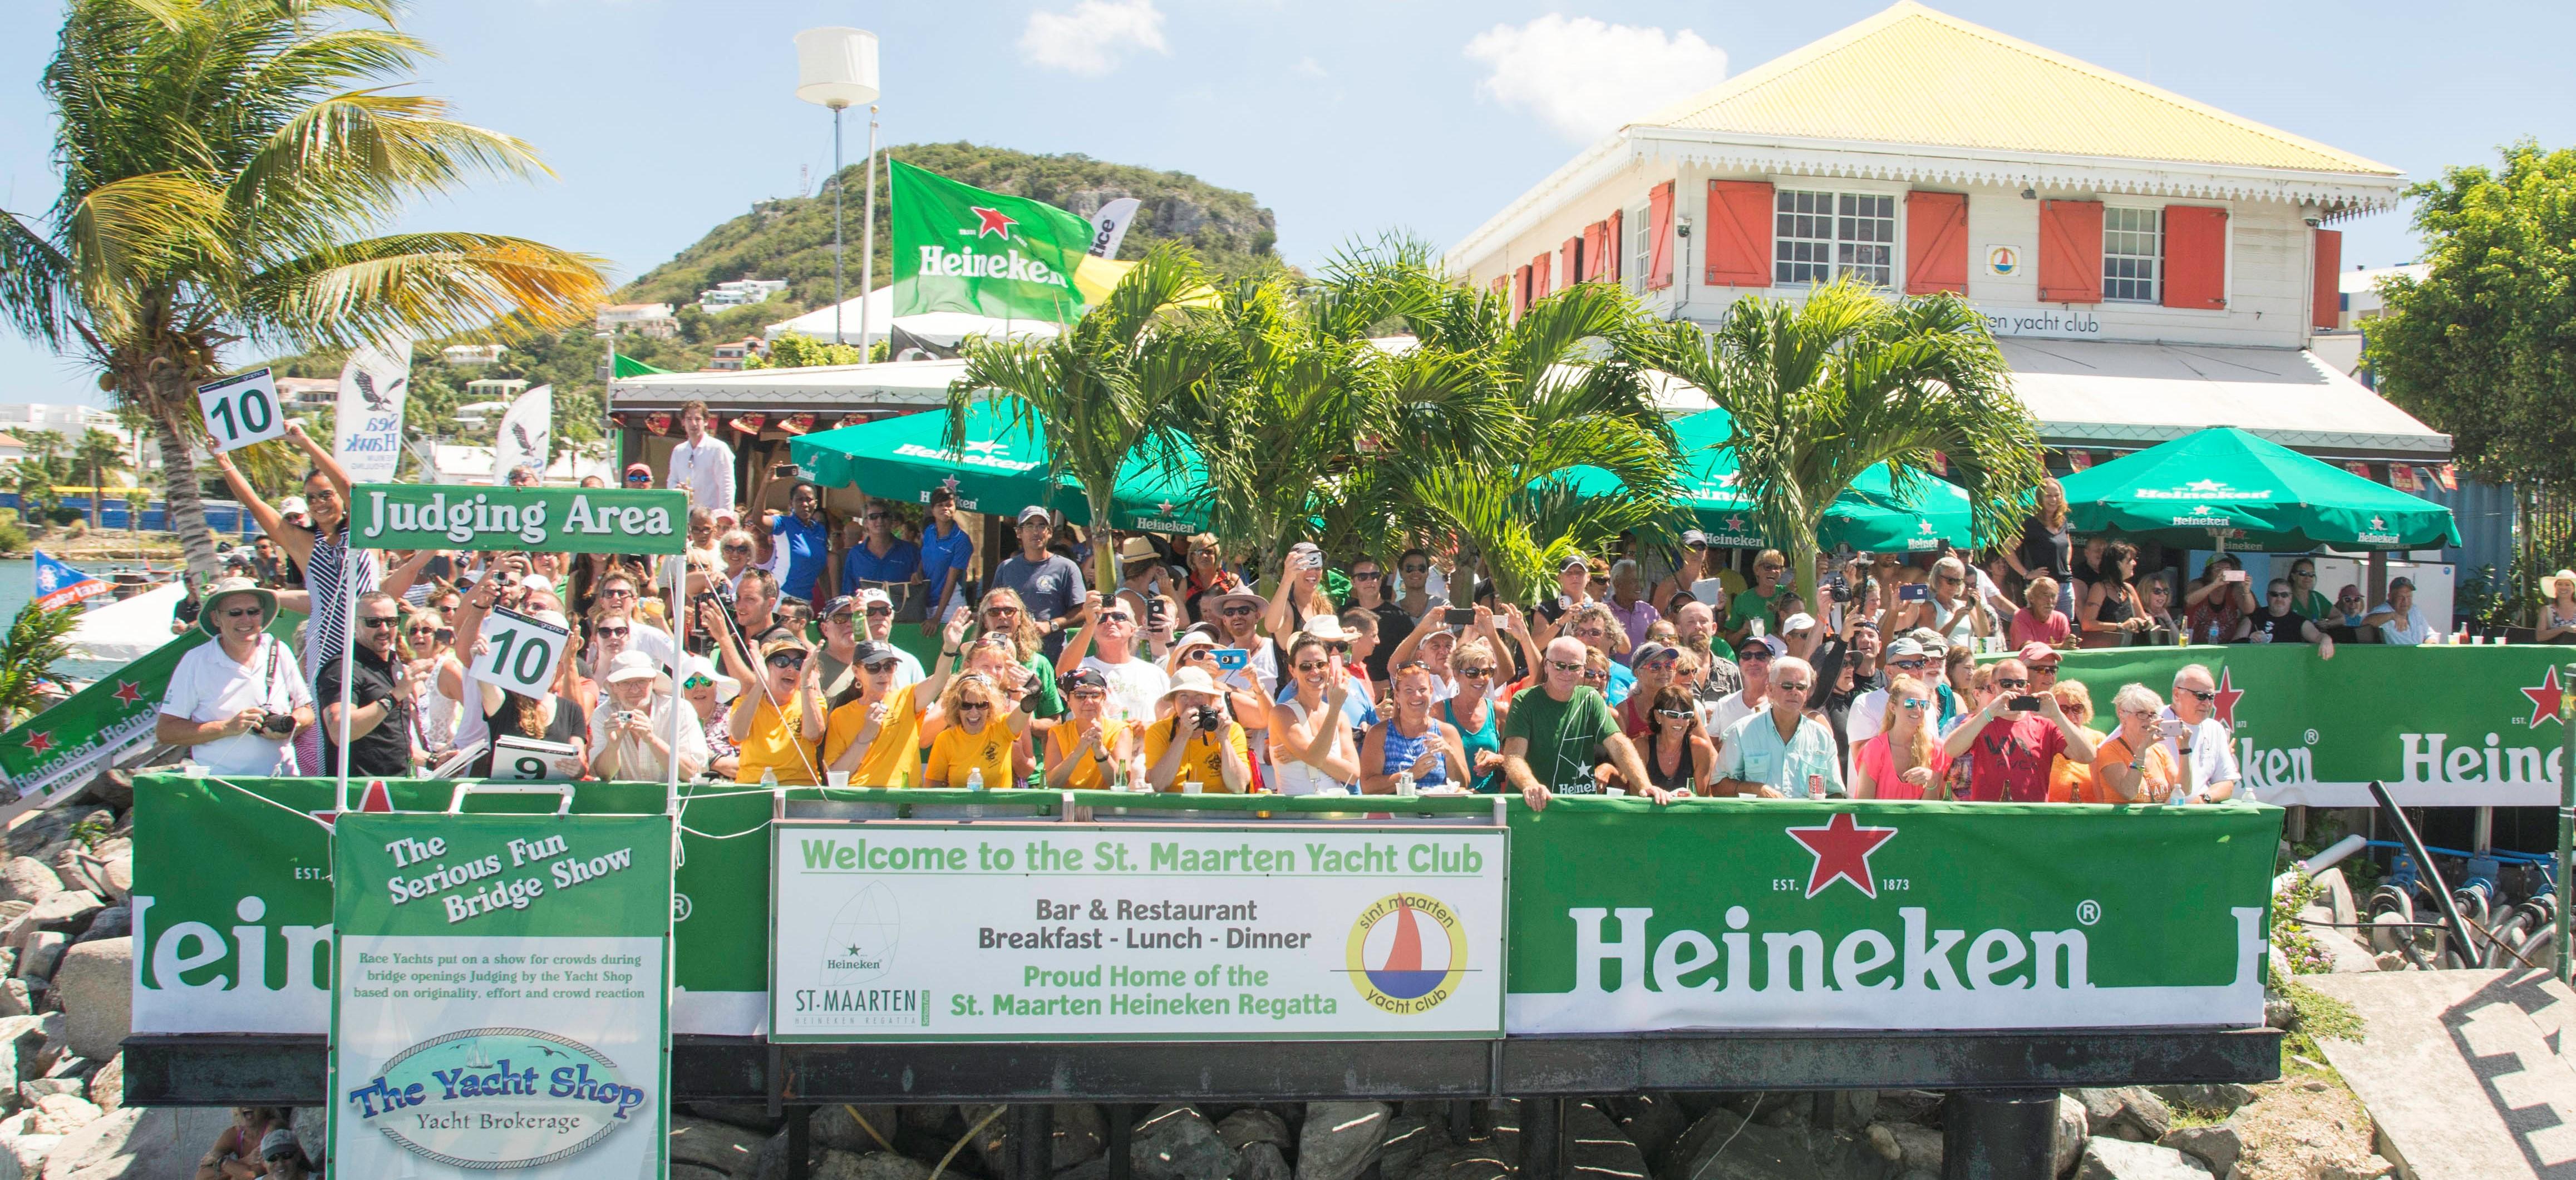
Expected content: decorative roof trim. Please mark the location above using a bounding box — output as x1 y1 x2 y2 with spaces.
1442 136 1640 274
2038 419 2452 463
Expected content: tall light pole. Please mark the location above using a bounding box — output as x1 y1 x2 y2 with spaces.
794 28 880 348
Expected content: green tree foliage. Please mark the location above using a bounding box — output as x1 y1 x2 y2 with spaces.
621 142 1287 311
72 427 127 528
2367 141 2576 487
1 0 609 577
0 603 77 728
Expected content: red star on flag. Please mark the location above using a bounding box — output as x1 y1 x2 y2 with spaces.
317 779 396 827
2524 666 2566 728
110 680 141 705
1725 515 1747 531
940 474 963 493
1785 812 1899 898
21 732 51 756
2213 667 2244 727
969 206 1017 239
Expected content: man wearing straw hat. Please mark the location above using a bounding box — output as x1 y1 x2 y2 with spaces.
156 577 313 776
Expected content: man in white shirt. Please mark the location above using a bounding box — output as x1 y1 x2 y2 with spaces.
664 399 736 513
2158 663 2243 803
156 577 314 776
2362 576 2436 646
1844 635 1936 778
1074 594 1170 725
1706 634 1779 764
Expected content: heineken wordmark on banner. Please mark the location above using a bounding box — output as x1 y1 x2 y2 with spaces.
352 485 689 555
770 822 1506 1041
330 810 672 1178
1505 799 2277 1033
891 159 1095 322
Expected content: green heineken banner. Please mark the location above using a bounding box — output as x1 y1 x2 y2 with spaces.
2040 644 2576 807
329 809 671 1177
349 485 689 555
1504 798 2278 1032
132 777 764 1038
891 159 1095 322
769 821 1505 1041
0 611 302 802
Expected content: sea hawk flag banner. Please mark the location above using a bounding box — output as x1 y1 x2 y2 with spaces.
31 551 109 611
890 160 1095 323
333 337 412 483
492 384 553 485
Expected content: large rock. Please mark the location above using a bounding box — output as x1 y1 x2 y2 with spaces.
1873 1121 1942 1173
2073 1136 2211 1179
1607 1093 1688 1161
1233 1141 1291 1180
1377 1114 1438 1180
812 1104 902 1152
2053 1094 2089 1178
81 1056 116 1115
0 1132 58 1179
669 1114 774 1177
0 863 59 907
4 812 102 862
1216 1108 1290 1151
1564 1103 1647 1180
88 864 123 911
39 1103 233 1180
1131 1104 1231 1180
1293 1102 1391 1180
13 939 60 985
2066 1089 2171 1143
1398 1139 1509 1180
47 942 126 1064
23 1097 96 1137
14 899 96 941
63 913 121 950
811 1149 932 1180
1666 1111 1816 1180
2155 1125 2240 1177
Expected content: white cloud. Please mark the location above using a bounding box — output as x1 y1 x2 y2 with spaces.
1019 0 1170 77
1292 56 1328 80
1463 14 1728 141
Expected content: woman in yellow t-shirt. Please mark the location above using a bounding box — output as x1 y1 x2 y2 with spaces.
824 641 929 787
727 638 826 784
923 673 1026 789
1044 666 1140 790
1143 669 1252 793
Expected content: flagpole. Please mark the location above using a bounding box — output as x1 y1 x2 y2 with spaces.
832 105 845 347
858 105 879 355
335 544 357 803
664 551 683 811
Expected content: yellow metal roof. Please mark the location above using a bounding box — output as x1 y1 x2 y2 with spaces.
1637 1 2397 176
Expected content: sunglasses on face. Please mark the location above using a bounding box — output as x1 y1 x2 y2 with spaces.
957 700 995 714
1994 677 2029 689
220 606 264 619
1654 709 1692 720
682 674 713 690
597 626 629 638
766 653 807 670
722 544 751 554
1773 681 1812 693
1898 697 1929 709
1293 660 1331 673
1220 606 1256 618
1400 565 1427 574
1580 669 1608 681
1352 570 1381 580
862 660 899 674
406 624 435 635
1184 649 1215 661
1546 659 1584 673
625 473 651 483
1890 658 1930 670
358 616 398 629
864 512 886 521
2182 689 2217 702
1737 650 1774 663
1455 665 1494 678
1100 614 1132 625
2269 591 2291 600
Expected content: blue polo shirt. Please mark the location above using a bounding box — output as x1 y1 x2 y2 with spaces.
772 515 829 603
843 537 923 588
920 521 976 601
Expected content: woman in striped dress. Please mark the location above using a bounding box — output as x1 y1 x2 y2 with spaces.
210 421 437 774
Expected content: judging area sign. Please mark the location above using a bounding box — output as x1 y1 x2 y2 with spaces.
349 483 690 555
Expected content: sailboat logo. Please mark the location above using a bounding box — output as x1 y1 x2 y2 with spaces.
1343 893 1469 1015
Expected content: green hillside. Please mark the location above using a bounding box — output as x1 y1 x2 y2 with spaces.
616 141 1285 311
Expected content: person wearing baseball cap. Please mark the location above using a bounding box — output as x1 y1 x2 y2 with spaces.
2362 576 2435 645
1652 529 1730 611
1536 553 1595 628
1701 631 1783 756
623 460 654 488
822 638 930 787
1043 665 1142 790
919 487 976 639
990 505 1087 662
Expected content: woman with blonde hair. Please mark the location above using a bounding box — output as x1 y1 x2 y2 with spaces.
1360 662 1469 794
924 672 1028 789
1850 673 1950 800
2541 570 2576 643
1441 637 1510 792
2046 680 2097 802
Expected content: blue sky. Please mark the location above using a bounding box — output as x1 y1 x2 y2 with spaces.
3 0 2570 408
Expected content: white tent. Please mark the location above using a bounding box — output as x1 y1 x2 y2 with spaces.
765 287 1062 348
65 582 185 664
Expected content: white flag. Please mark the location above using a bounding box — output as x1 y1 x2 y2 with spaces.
491 384 552 485
1087 198 1141 260
332 337 411 483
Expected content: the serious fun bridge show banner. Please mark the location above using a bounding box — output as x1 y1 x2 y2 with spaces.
328 808 673 1178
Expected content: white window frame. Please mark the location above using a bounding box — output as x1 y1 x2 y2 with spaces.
1772 189 1897 288
2102 205 2163 303
1626 202 1652 293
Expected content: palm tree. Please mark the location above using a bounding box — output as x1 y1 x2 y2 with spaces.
1642 278 2046 604
73 428 127 529
1 0 608 578
10 431 68 523
947 246 1226 590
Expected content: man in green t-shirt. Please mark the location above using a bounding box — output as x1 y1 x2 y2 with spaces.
1724 549 1790 643
1503 637 1664 809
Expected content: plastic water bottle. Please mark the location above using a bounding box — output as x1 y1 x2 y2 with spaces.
965 768 986 793
1395 771 1417 798
759 767 779 789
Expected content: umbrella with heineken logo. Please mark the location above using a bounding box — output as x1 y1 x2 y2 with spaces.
2057 426 2458 552
789 402 1209 534
1563 409 1976 552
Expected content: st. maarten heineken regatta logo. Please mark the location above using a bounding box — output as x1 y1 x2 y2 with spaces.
1345 893 1468 1015
345 1026 648 1169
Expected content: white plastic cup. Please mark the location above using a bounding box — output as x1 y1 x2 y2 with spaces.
827 771 851 788
1182 781 1204 796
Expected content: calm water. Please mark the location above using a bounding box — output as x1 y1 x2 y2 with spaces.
0 556 189 681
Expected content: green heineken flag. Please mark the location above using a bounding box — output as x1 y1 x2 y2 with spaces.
890 159 1094 323
610 352 670 378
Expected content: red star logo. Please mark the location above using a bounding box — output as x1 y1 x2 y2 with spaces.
940 474 963 492
317 780 396 827
21 732 51 756
1156 501 1175 515
969 206 1017 239
2525 666 2566 728
2213 667 2243 727
1725 515 1747 531
1785 812 1899 898
110 680 141 705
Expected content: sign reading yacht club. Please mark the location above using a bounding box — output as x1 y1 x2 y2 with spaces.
348 485 689 555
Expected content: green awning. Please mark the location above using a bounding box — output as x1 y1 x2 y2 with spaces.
788 402 1209 534
1563 409 1976 552
2058 426 2459 551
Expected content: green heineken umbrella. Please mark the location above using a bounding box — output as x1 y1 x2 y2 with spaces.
1562 409 1975 551
2057 426 2459 552
789 402 1209 534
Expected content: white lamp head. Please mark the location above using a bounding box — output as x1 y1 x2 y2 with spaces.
794 27 880 110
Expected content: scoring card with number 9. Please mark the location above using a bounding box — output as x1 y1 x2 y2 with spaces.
195 367 289 453
470 606 569 697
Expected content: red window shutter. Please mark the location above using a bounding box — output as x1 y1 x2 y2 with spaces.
1582 221 1608 281
1490 274 1509 302
1704 180 1774 287
1533 252 1553 299
1607 209 1624 283
1646 181 1676 290
1903 191 1969 294
1561 236 1582 288
2161 206 2228 309
2037 200 2103 304
2312 228 2342 329
1513 265 1531 316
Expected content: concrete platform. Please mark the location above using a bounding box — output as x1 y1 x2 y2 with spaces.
2304 968 2576 1179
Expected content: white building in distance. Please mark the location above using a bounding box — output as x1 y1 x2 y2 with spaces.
700 279 789 310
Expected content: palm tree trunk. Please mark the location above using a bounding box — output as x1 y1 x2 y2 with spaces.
84 460 97 530
146 404 222 581
1789 518 1823 611
1086 486 1119 595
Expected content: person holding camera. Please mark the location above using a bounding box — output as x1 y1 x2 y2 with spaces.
589 651 708 782
157 577 313 776
1144 668 1253 793
1942 656 2101 802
